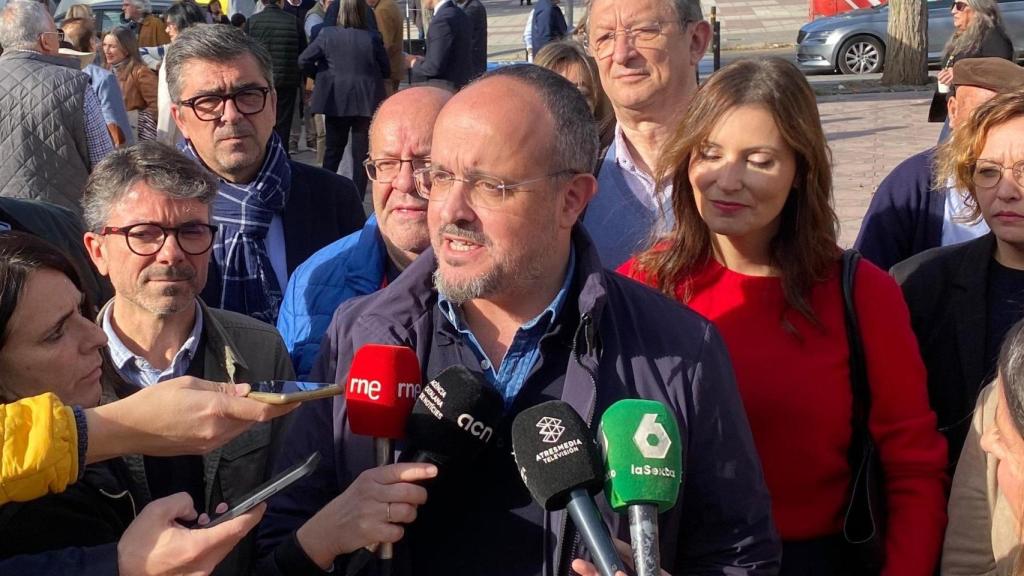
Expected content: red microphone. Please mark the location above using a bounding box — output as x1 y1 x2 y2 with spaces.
344 344 421 573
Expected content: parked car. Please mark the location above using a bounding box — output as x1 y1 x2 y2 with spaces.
796 0 1024 74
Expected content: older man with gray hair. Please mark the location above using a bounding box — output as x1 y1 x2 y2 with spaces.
582 0 711 268
0 0 113 213
123 0 170 47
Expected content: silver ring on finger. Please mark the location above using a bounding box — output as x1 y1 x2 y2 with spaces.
386 502 392 523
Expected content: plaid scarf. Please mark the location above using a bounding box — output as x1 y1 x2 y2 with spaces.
180 133 292 324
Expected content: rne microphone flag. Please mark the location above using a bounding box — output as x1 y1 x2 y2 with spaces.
345 344 422 439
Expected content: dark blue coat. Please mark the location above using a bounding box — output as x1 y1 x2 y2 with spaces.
410 0 473 89
531 0 567 55
298 26 389 117
255 226 781 576
854 147 943 272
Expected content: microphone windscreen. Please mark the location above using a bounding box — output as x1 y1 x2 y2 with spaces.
599 399 682 513
511 400 604 511
403 365 504 467
345 344 421 439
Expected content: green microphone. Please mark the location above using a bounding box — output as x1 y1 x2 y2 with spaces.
599 399 683 576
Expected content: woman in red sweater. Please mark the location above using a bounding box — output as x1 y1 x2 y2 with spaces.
619 58 948 575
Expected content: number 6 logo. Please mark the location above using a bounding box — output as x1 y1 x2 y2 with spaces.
633 413 672 459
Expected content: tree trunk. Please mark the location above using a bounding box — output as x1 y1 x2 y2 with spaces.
881 0 929 85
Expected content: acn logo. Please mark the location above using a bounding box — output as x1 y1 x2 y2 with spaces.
536 417 565 443
633 413 671 459
457 413 493 442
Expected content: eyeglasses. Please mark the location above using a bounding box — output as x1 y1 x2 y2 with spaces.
413 168 576 209
39 30 64 43
952 1 970 11
178 87 271 121
972 160 1024 190
587 21 672 60
101 222 218 256
364 157 431 183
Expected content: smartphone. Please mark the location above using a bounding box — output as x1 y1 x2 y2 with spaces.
197 452 321 529
247 380 342 404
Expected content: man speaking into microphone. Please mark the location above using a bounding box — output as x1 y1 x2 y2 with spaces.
257 63 780 575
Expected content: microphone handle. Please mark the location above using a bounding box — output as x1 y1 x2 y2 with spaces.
565 488 627 576
628 504 660 576
374 438 394 561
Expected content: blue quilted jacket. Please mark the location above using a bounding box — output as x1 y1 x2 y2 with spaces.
276 215 387 379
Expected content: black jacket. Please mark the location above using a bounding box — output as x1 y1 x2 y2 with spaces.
410 0 473 89
202 160 366 307
460 0 487 78
928 27 1014 122
892 233 996 469
245 5 301 88
298 26 389 117
0 460 135 570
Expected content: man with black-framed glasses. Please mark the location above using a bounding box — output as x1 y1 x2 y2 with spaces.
81 140 296 576
276 85 451 379
581 0 711 269
165 24 365 325
0 0 113 214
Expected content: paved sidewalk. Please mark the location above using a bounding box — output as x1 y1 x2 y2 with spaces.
820 90 940 247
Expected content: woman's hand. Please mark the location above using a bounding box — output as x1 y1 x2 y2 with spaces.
937 67 955 86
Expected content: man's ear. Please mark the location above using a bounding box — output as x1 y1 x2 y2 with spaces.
171 103 191 139
83 231 111 277
947 94 960 129
689 20 712 67
559 173 598 229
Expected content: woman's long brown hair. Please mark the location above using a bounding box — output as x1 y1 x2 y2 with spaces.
633 57 839 325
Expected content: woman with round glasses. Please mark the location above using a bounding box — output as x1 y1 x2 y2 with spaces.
619 58 947 575
928 0 1012 125
103 27 159 142
895 91 1024 482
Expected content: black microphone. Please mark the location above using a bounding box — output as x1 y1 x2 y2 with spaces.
512 400 627 576
347 366 503 576
398 365 504 477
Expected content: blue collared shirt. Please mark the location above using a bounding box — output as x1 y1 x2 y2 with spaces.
438 249 575 409
102 301 204 387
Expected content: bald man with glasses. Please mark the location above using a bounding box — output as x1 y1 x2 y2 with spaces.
277 86 452 379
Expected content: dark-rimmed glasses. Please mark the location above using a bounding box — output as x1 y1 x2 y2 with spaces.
952 1 970 11
364 157 432 183
178 87 271 121
101 222 218 256
413 168 577 209
587 21 673 60
973 160 1024 190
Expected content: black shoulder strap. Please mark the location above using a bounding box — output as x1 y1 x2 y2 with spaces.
841 249 869 424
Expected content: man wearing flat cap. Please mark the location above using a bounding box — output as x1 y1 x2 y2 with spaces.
855 57 1024 271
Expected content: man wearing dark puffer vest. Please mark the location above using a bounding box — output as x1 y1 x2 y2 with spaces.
256 64 780 576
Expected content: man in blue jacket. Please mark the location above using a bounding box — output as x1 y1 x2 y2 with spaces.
277 86 452 379
405 0 473 89
530 0 567 54
256 64 780 575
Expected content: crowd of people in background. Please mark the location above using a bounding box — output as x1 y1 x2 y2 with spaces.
0 0 1023 574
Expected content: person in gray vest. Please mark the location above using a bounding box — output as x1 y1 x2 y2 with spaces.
0 0 114 214
581 0 711 268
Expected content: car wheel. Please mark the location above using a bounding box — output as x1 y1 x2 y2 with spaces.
838 35 884 74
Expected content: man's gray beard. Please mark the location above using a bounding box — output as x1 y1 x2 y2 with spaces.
432 254 545 305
